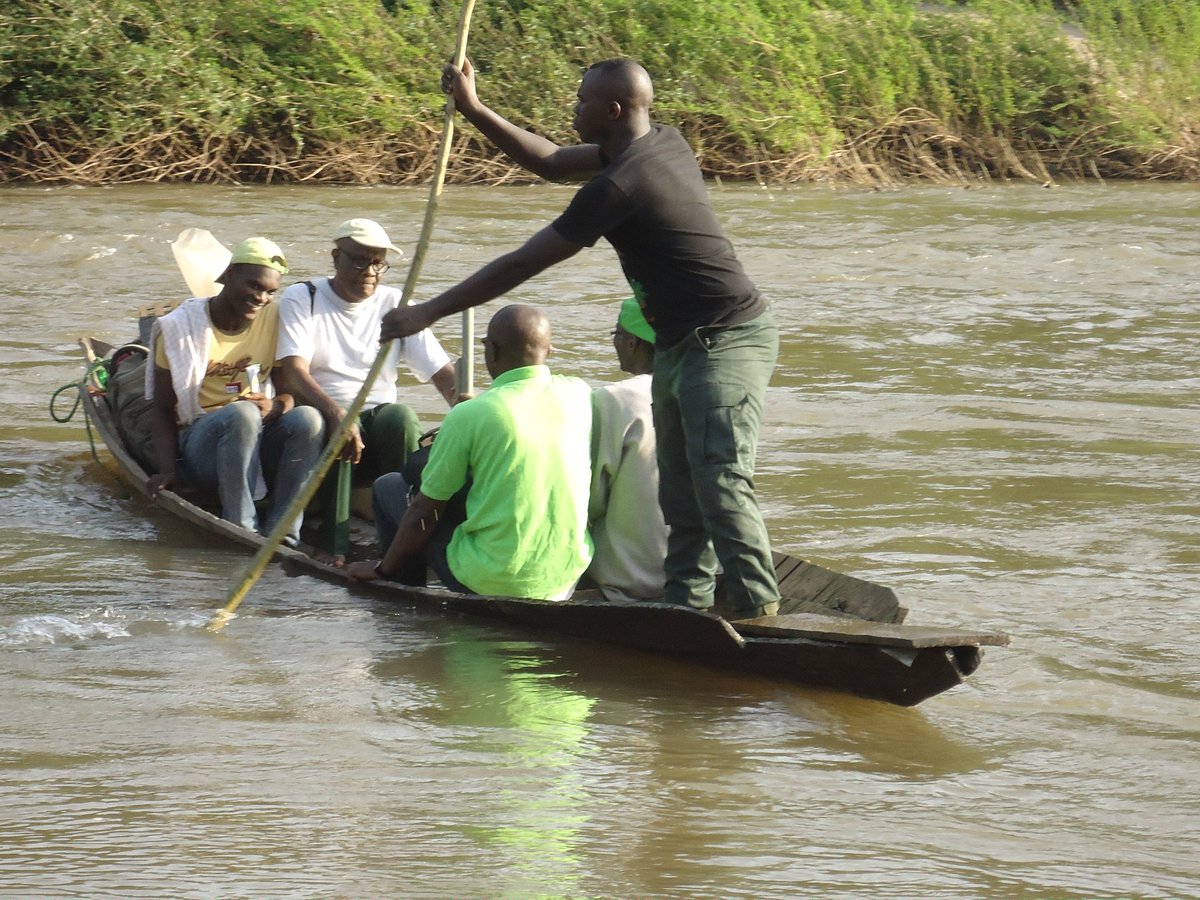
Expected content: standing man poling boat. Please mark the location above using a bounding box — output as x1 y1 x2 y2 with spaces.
380 58 781 620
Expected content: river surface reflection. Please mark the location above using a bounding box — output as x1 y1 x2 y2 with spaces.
1 182 1197 896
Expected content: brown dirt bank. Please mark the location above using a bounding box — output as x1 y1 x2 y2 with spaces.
3 115 1197 187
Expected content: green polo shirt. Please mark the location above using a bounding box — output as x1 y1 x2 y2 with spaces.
420 365 594 599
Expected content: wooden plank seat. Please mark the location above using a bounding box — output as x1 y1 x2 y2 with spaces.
730 612 1012 649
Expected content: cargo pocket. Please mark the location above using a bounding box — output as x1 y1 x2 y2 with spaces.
702 383 751 468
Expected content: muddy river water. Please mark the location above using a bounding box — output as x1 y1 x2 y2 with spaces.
1 181 1196 896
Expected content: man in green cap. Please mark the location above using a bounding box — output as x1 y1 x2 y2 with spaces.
586 298 667 601
147 237 324 546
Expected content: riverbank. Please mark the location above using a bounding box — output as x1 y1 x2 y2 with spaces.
2 0 1196 185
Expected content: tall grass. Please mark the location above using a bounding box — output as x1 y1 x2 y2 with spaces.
1062 0 1200 173
0 0 1194 184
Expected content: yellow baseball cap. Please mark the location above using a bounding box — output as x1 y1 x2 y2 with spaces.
216 237 289 282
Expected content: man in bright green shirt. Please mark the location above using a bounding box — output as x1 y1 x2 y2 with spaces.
348 305 593 600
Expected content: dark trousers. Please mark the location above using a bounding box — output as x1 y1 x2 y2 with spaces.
314 402 421 557
651 310 781 616
371 471 471 592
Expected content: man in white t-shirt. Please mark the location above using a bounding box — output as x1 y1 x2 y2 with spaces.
276 218 459 562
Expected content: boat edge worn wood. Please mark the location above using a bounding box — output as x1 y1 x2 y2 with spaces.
76 336 1010 707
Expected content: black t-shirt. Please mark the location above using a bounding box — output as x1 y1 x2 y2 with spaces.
551 124 764 347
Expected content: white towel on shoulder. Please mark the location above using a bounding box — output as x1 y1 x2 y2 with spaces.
145 297 210 426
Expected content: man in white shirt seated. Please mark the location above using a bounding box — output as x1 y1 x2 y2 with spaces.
585 297 668 601
275 218 460 563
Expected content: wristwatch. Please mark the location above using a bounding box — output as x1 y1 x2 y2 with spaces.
374 562 392 579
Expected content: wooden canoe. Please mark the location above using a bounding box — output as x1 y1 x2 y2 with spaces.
75 336 1009 707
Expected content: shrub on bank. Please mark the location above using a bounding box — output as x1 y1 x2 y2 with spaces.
0 0 1195 184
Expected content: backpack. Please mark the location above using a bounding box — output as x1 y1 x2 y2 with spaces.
104 344 158 474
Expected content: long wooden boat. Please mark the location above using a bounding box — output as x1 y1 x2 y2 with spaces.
75 335 1009 707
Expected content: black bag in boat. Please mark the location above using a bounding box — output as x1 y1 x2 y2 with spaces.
104 344 158 475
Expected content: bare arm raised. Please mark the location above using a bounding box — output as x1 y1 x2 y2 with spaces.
444 58 603 182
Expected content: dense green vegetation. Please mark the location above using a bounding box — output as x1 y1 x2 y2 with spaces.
1 0 1196 184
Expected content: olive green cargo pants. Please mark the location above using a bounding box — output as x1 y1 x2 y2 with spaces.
651 310 780 617
314 401 421 558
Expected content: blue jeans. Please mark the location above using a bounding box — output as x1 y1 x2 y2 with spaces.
651 310 780 616
372 472 470 591
179 401 323 544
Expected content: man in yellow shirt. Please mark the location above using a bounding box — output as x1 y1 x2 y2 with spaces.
147 237 323 545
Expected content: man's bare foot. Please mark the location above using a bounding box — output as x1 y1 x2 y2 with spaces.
314 549 346 568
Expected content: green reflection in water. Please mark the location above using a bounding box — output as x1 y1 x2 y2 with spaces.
400 626 596 887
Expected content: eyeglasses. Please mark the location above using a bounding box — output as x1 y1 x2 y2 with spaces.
338 250 389 274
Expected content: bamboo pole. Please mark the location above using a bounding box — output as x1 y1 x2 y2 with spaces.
208 0 478 632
